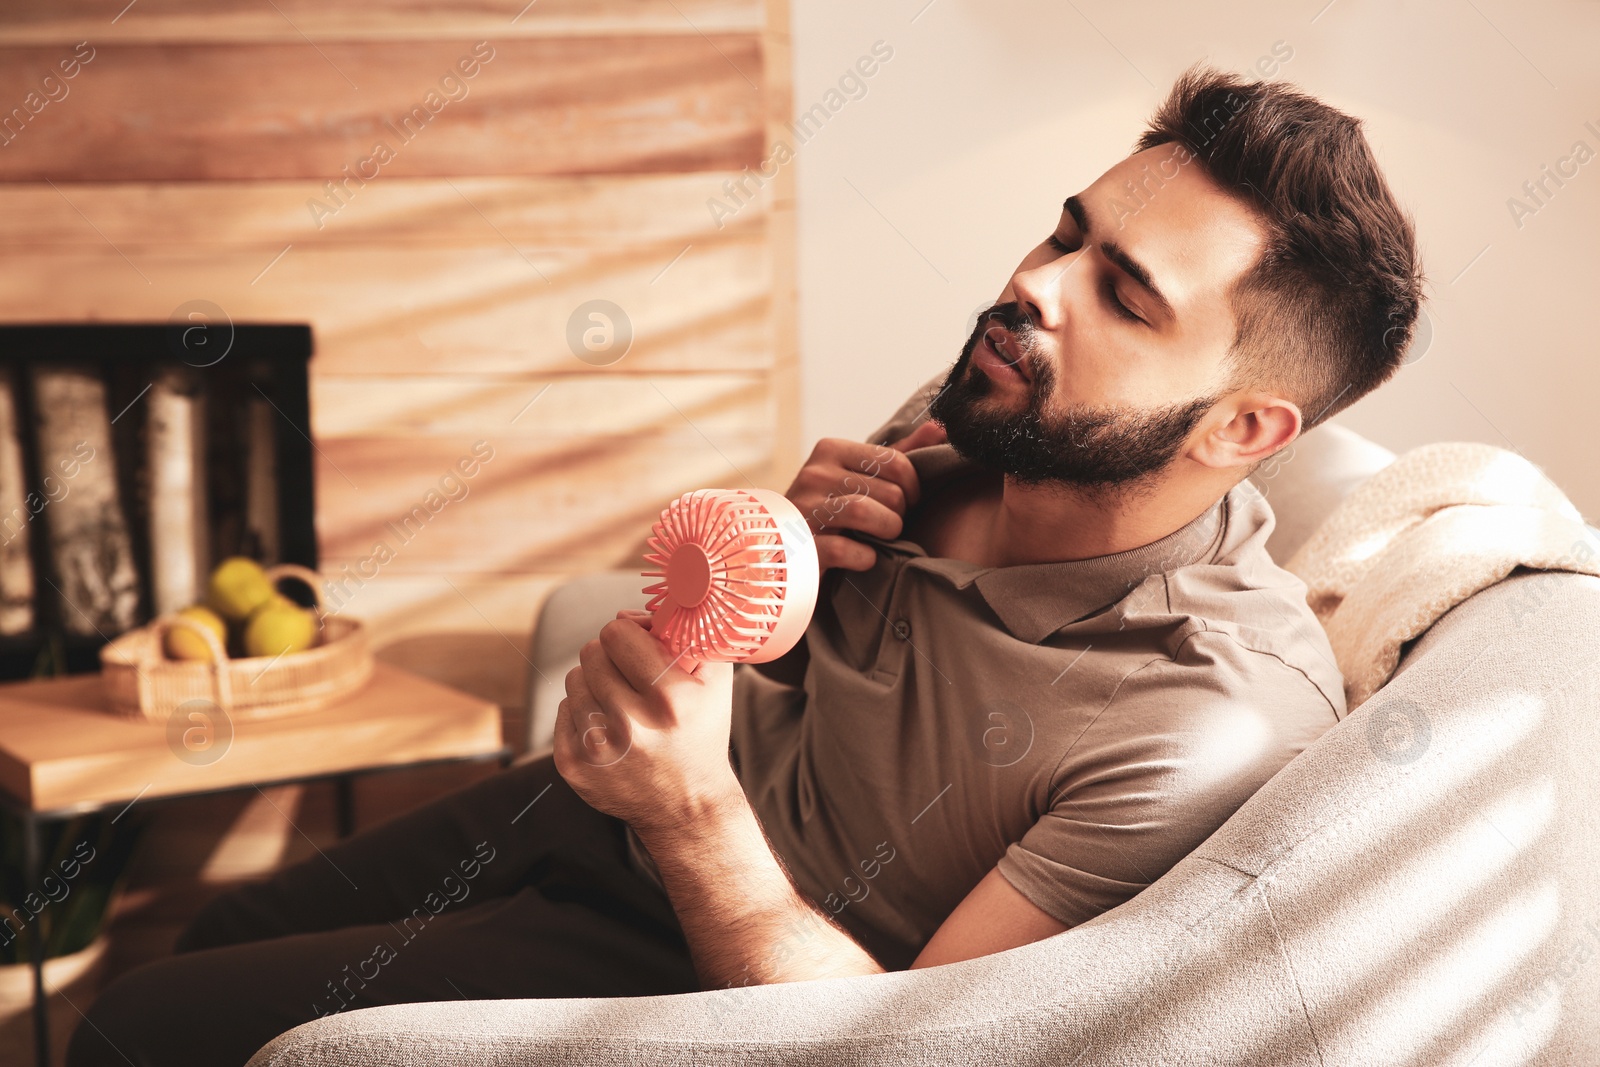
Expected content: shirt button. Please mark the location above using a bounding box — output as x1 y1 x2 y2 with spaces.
892 619 912 641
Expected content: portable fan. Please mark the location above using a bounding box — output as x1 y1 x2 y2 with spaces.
641 488 819 667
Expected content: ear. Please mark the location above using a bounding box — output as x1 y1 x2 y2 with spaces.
1190 391 1301 470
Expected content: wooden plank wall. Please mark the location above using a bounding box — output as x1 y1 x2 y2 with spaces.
0 0 799 732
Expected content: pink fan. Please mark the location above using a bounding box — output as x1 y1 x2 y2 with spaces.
642 488 819 667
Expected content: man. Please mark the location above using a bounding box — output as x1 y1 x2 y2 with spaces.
69 65 1421 1065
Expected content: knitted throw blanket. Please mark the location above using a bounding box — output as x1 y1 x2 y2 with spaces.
1285 442 1600 713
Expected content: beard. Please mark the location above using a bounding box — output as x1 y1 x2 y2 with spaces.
928 302 1221 494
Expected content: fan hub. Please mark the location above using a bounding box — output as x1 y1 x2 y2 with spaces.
665 543 713 608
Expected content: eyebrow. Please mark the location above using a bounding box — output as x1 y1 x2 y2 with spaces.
1063 195 1174 319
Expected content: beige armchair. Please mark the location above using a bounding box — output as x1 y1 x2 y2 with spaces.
250 423 1600 1066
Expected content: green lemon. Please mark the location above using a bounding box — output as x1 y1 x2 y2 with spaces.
207 557 276 622
163 605 227 662
243 596 318 658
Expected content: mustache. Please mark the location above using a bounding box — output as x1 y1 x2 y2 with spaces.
970 302 1046 381
977 301 1030 334
978 302 1037 351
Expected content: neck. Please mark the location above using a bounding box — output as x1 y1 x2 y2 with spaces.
975 461 1238 567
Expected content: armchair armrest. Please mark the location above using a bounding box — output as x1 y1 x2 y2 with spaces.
245 855 1283 1066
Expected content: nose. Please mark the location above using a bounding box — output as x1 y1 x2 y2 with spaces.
1008 258 1067 333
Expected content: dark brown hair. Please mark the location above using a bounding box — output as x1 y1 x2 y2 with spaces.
1134 65 1424 429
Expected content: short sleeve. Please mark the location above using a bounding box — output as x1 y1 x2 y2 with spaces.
994 629 1338 927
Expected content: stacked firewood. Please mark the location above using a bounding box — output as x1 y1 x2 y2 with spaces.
0 360 285 658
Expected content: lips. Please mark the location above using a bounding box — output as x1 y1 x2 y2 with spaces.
977 323 1032 382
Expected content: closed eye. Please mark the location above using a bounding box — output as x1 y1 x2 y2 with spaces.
1047 232 1144 325
1104 280 1144 324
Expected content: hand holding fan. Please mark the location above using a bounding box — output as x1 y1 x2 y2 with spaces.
640 488 819 669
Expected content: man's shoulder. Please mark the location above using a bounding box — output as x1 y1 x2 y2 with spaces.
1150 560 1346 723
1120 484 1346 720
1065 606 1342 786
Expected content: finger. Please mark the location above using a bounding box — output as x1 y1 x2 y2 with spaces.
615 607 654 632
554 695 572 749
842 472 909 517
551 696 574 775
813 493 904 540
814 439 923 509
790 452 918 516
571 695 632 768
564 661 611 727
554 691 593 749
597 617 693 707
889 419 946 453
578 633 657 725
799 477 905 527
816 533 878 572
854 446 922 511
559 657 636 771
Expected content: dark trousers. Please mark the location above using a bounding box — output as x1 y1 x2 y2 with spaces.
66 754 699 1067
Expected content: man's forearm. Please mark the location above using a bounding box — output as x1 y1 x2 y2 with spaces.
633 791 886 989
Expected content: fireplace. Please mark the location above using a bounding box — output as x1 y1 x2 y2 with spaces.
0 323 316 680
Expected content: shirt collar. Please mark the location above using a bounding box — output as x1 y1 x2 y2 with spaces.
864 443 1233 644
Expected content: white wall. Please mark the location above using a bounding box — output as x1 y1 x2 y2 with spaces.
788 0 1600 516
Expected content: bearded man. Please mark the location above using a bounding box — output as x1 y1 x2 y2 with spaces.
70 65 1421 1067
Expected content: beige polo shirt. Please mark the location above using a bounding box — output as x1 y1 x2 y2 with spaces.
626 395 1344 972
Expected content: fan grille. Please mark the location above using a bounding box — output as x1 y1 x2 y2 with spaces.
642 488 817 665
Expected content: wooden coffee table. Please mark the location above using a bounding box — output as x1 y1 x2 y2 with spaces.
0 661 510 1067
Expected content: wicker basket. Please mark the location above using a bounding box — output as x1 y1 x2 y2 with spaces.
99 564 373 722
